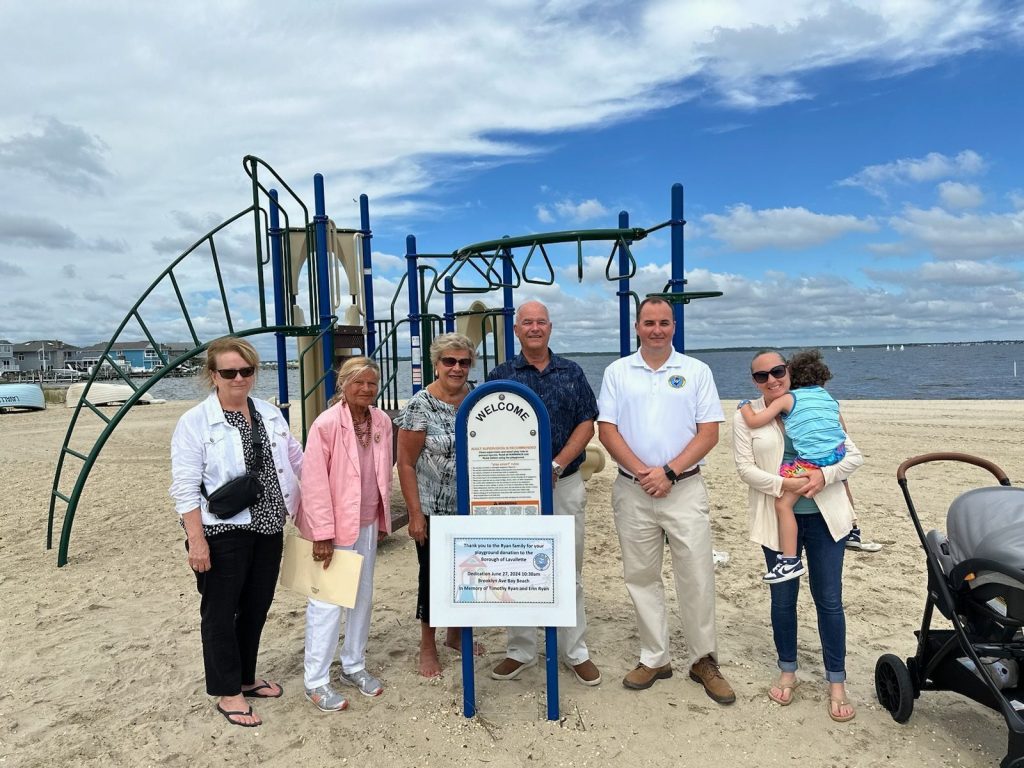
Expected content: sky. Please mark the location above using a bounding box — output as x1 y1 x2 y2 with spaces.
2 1 1024 356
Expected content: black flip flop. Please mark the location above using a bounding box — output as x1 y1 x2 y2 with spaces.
216 703 261 727
243 680 283 699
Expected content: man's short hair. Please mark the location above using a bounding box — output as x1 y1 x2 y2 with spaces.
515 300 550 323
636 296 672 320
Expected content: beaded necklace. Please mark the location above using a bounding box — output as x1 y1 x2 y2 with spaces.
352 410 372 448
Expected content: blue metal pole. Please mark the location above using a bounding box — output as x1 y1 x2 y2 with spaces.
670 184 686 353
269 190 290 422
313 174 335 400
406 235 423 394
359 194 376 356
542 443 558 721
444 277 455 333
501 247 515 361
461 623 475 718
618 210 631 358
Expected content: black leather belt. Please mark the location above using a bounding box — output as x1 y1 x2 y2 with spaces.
618 466 700 485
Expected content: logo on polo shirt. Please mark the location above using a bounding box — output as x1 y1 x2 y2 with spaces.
669 375 686 389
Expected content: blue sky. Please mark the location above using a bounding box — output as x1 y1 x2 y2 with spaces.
1 1 1023 354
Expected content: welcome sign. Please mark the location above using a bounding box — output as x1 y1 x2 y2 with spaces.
432 379 575 721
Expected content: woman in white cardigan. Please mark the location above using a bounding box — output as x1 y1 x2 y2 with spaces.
733 350 863 723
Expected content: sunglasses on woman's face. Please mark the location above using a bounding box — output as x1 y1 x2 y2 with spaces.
217 367 256 380
751 364 788 384
439 356 472 369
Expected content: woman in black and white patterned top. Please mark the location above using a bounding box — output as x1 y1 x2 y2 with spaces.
396 332 480 678
170 336 303 728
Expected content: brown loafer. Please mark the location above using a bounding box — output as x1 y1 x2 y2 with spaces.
570 659 602 686
689 655 736 704
622 662 673 690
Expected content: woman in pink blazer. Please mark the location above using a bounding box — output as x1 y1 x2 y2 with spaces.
296 357 393 712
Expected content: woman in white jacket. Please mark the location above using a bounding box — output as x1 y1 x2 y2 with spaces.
169 336 303 728
733 350 863 723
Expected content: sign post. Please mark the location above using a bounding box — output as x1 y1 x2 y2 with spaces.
430 380 575 721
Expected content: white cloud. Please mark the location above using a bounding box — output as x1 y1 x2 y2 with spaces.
368 251 404 273
0 259 27 277
673 266 1024 349
838 150 986 198
553 198 609 222
865 259 1021 287
0 1 1020 346
659 1 1004 109
938 181 984 209
0 116 112 192
536 205 555 224
702 204 878 252
889 206 1024 260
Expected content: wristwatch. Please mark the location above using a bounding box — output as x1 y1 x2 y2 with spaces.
552 461 564 477
662 464 678 482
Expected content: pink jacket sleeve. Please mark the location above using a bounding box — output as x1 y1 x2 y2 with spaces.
296 416 337 542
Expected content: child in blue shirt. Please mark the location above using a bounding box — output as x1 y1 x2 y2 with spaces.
740 349 846 583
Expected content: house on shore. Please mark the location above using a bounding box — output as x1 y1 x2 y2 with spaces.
76 340 174 374
13 340 80 372
0 339 18 373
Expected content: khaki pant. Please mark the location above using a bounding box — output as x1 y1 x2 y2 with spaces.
612 473 717 669
504 471 590 665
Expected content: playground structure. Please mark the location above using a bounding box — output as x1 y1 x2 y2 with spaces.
46 157 722 567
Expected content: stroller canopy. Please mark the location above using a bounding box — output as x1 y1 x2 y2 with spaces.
947 486 1024 568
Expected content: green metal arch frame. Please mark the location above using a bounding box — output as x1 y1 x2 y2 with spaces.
48 157 325 567
47 326 315 567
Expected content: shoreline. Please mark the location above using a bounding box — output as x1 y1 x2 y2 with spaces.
4 399 1023 767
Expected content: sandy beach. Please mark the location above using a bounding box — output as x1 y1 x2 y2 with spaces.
2 398 1023 767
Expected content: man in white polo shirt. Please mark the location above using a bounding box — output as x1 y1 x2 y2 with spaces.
597 296 734 703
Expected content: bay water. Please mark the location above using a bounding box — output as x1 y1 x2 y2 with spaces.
149 342 1024 402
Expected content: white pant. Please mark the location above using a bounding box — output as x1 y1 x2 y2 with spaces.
505 471 590 665
612 473 717 670
303 521 377 689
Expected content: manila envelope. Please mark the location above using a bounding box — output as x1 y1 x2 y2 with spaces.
279 532 363 608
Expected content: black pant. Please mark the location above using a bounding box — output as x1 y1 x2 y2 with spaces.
415 517 432 624
189 530 283 696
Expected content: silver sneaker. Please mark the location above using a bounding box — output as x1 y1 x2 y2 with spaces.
339 668 384 697
304 684 348 712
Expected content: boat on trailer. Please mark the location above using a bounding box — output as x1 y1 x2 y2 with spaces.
0 383 46 412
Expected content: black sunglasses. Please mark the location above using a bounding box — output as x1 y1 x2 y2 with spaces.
751 364 788 384
439 356 472 368
217 367 256 380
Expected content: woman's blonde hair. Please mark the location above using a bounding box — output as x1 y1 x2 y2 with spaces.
428 332 476 367
199 336 260 390
328 356 381 407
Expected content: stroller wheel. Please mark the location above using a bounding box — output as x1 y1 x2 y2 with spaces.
875 654 914 723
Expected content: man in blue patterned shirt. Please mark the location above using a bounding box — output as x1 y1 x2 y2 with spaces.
486 300 602 686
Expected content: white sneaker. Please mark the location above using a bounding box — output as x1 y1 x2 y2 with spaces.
305 684 348 712
339 668 384 697
763 556 805 584
846 528 883 552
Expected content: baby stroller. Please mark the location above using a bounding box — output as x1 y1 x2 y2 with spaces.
875 452 1024 768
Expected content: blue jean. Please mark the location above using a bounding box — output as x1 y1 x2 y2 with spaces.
762 512 847 683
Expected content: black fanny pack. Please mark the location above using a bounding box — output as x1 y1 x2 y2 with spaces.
201 398 265 520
